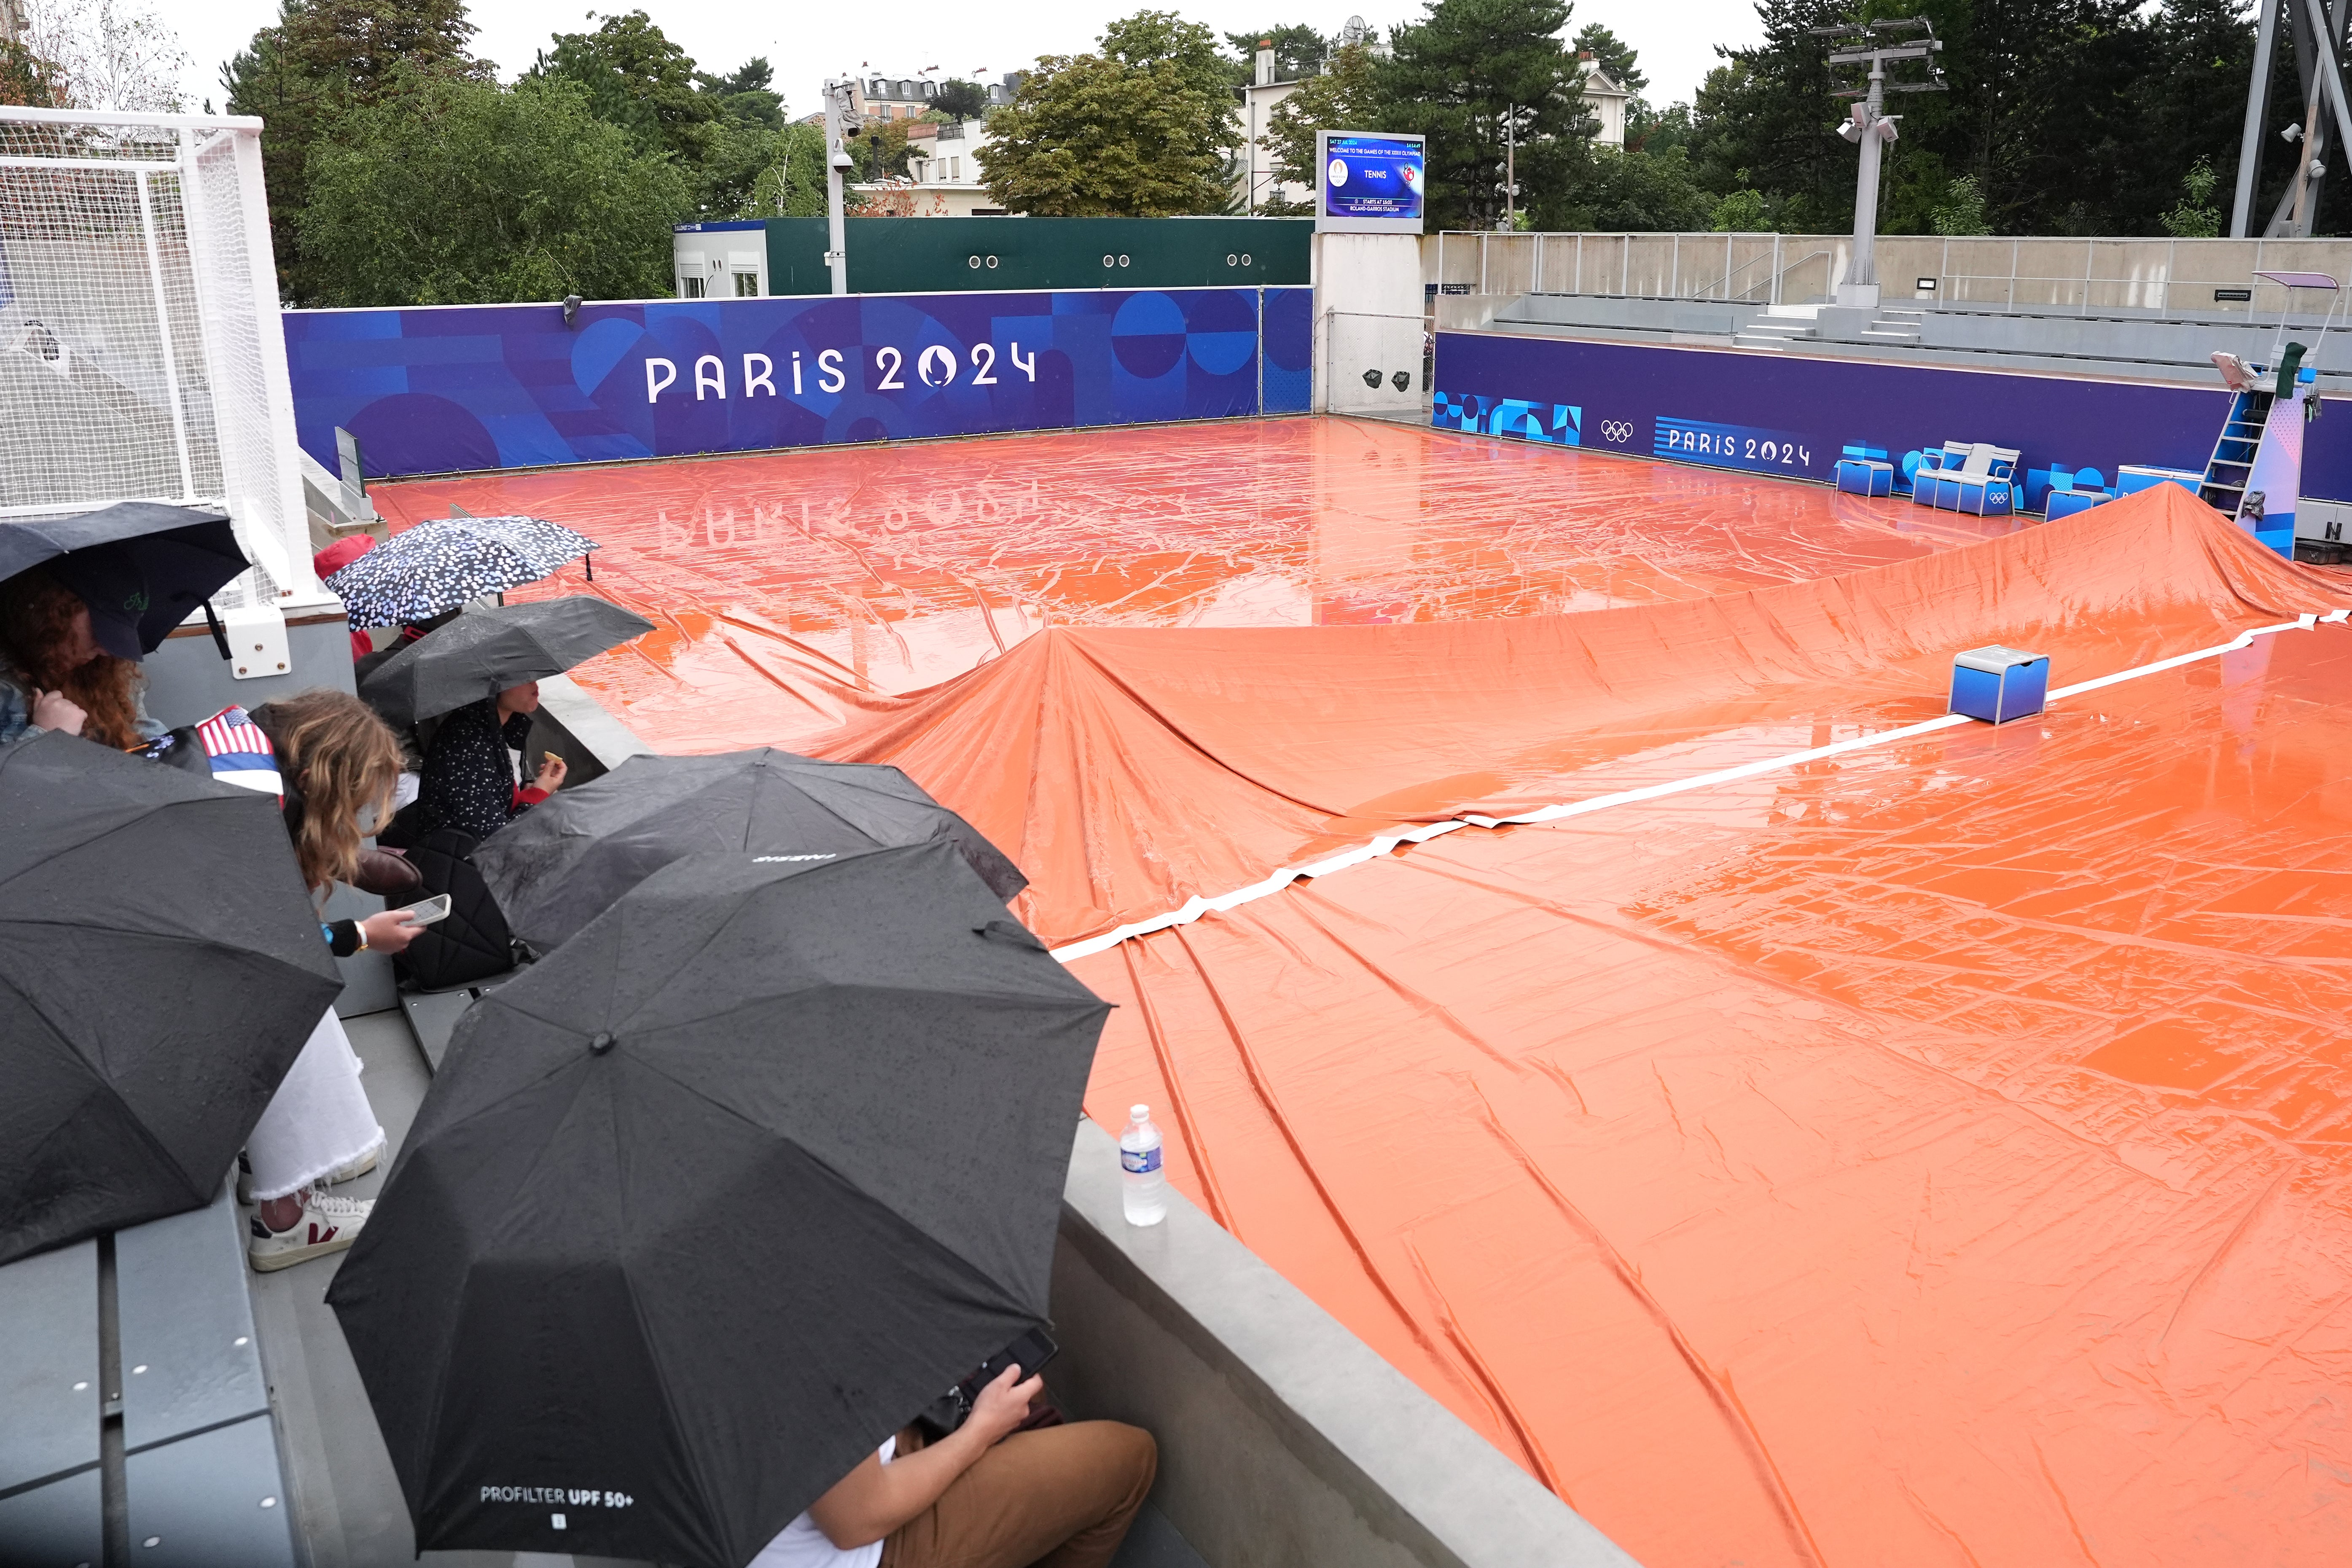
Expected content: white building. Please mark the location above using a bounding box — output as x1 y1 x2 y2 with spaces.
1579 54 1629 150
888 120 1006 216
1234 19 1391 214
819 71 1027 126
1239 40 1310 213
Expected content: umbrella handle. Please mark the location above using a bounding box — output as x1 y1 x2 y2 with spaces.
202 600 231 661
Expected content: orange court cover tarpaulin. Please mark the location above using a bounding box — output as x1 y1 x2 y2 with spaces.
806 484 2352 1566
372 418 2005 754
815 484 2351 945
383 436 2352 1565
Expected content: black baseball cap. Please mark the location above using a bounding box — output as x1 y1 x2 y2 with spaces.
47 548 153 662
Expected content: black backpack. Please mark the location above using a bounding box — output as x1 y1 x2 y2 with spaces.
393 828 517 990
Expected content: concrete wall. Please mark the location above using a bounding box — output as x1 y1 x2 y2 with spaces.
1427 231 2352 316
1049 1119 1639 1568
1314 233 1427 418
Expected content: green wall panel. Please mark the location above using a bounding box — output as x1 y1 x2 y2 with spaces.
762 217 1312 296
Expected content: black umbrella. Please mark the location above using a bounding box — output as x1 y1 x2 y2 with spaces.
0 732 344 1267
327 841 1108 1567
357 596 655 725
473 748 1028 954
0 500 248 656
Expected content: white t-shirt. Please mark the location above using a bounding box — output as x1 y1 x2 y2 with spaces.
750 1437 897 1568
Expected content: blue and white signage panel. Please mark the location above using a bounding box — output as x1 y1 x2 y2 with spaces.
1317 132 1425 234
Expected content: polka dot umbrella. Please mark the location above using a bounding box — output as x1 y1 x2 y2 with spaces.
323 516 598 627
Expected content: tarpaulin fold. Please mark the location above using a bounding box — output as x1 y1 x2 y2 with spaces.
812 484 2352 945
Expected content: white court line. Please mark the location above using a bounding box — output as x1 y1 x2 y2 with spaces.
1048 611 2346 963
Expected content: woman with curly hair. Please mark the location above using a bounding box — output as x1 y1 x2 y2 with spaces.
239 689 428 1272
0 561 164 748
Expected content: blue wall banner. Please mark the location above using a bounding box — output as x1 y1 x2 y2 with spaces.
285 287 1313 479
1433 331 2352 503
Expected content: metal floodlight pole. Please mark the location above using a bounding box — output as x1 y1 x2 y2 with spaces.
1505 111 1516 231
824 79 853 296
1821 19 1944 310
2233 0 2284 237
1849 54 1888 296
2296 0 2352 203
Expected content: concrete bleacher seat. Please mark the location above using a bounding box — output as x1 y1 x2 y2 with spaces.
0 1183 295 1568
0 1239 102 1568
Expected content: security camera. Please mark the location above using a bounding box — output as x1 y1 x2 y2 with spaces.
562 294 582 327
2313 160 2330 178
831 148 855 169
2285 124 2304 143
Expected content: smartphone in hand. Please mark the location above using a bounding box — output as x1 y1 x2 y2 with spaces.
398 893 453 926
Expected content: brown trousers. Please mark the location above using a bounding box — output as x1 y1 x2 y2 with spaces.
878 1420 1157 1568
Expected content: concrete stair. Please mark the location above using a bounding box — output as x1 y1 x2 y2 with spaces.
1733 306 1822 352
1860 307 1925 344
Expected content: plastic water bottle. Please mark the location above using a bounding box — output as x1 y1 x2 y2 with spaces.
1119 1105 1167 1226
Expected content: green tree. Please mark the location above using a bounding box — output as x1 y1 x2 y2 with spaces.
1384 0 1593 231
2160 156 2221 237
1710 187 1771 230
1682 1 1851 235
689 57 794 217
1537 145 1715 231
1223 23 1326 82
527 9 715 167
846 118 922 182
1930 173 1991 234
299 70 691 305
0 39 65 106
223 0 486 303
1627 98 1693 157
933 77 988 120
1571 21 1645 93
1258 40 1392 213
983 10 1239 215
741 120 831 217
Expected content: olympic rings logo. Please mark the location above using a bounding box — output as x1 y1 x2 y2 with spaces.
1599 420 1634 444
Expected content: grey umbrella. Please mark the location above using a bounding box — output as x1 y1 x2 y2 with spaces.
358 596 655 725
0 732 344 1266
473 748 1028 953
327 841 1108 1566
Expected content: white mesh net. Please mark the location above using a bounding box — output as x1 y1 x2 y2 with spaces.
0 110 313 608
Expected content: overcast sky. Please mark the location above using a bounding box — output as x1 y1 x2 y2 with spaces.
172 1 1764 123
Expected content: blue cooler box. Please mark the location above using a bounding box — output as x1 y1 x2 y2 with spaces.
1949 645 2048 723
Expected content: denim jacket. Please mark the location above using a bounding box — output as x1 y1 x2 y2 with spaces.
0 669 165 747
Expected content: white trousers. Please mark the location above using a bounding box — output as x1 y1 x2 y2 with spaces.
245 1008 385 1201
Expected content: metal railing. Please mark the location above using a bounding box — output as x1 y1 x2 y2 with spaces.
1425 231 2352 317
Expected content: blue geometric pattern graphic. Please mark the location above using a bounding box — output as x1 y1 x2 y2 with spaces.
285 287 1314 479
1429 392 1580 444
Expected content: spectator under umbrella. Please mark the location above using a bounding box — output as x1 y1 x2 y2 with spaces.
358 597 654 843
327 842 1118 1566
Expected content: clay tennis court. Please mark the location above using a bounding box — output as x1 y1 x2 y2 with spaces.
379 420 2352 1566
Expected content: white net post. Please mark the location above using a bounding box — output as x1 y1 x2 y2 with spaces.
0 107 321 611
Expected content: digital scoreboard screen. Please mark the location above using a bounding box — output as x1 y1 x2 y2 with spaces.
1317 132 1425 233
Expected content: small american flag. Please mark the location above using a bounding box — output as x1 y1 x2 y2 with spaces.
195 707 282 800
